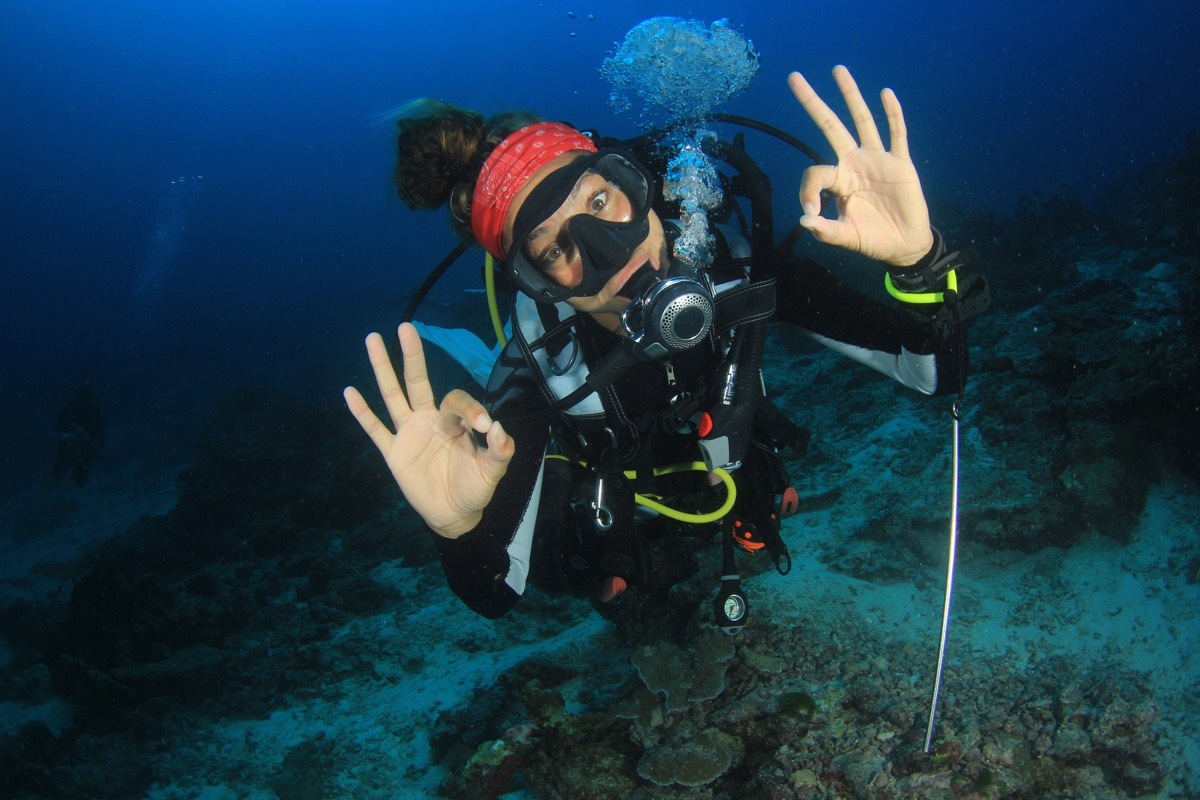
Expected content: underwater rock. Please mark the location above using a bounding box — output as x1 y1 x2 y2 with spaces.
632 627 735 712
776 230 1200 565
269 735 334 800
439 672 646 800
442 732 533 800
636 726 742 787
2 384 443 800
1186 555 1200 585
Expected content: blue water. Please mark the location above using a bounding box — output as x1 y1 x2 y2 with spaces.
2 3 1200 798
1 0 1196 496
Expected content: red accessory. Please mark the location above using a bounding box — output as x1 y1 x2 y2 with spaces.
471 122 597 259
732 518 767 553
779 487 800 517
597 575 627 602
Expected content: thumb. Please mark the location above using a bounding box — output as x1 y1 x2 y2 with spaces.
799 214 856 251
798 164 836 220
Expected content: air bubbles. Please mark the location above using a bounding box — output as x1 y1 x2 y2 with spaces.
599 16 759 126
599 17 760 268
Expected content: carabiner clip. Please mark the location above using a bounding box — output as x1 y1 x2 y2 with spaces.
592 472 614 531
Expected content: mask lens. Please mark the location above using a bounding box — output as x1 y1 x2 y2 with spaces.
590 153 651 216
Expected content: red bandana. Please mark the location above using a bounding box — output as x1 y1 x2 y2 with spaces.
471 122 597 259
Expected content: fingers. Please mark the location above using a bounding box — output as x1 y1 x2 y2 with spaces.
798 165 857 249
482 419 515 471
364 331 413 425
440 388 494 434
788 70 857 157
881 87 910 161
357 324 438 428
832 65 883 151
397 322 436 412
441 389 514 478
800 213 855 251
343 385 395 455
791 66 898 156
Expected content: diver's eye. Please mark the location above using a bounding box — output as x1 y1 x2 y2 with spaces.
588 189 608 213
539 244 565 268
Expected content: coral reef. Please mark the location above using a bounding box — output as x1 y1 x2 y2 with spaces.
637 727 742 787
632 628 736 712
0 133 1197 800
426 593 1174 799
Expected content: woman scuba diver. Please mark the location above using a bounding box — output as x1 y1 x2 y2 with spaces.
344 66 989 628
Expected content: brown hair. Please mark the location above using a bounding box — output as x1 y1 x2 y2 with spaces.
392 100 540 243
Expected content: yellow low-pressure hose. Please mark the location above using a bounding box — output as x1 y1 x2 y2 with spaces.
629 462 736 523
484 253 508 347
546 455 737 523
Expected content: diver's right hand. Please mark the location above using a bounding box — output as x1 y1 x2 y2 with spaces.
343 323 514 539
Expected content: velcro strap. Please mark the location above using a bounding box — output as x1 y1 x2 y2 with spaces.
714 279 776 335
888 229 961 293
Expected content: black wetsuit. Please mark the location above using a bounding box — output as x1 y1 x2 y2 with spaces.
431 238 974 620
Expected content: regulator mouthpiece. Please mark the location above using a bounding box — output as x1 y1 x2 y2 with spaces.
620 266 714 360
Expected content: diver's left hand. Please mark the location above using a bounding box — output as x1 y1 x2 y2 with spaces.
789 65 934 267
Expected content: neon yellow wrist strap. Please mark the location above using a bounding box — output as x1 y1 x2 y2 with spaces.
885 268 958 304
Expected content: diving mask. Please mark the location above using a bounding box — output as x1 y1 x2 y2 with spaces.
506 149 657 303
507 148 715 359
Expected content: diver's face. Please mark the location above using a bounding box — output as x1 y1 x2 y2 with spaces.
503 152 669 320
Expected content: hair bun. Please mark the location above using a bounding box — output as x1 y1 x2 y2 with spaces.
393 101 486 210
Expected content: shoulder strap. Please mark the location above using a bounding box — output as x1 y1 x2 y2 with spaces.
512 293 607 418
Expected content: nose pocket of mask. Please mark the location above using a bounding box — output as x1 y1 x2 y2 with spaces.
569 213 651 294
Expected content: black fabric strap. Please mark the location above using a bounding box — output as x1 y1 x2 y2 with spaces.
535 301 575 360
714 278 776 334
887 228 960 293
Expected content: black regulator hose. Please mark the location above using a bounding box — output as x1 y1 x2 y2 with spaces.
395 241 472 355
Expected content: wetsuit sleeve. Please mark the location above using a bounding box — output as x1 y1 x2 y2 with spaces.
430 339 552 619
775 257 970 396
